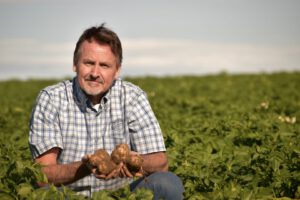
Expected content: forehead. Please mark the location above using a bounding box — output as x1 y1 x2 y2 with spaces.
76 39 120 67
79 40 113 54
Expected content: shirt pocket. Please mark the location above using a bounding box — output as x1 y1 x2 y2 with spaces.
109 119 128 145
111 118 125 135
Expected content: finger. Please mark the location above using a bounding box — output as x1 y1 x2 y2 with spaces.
105 163 122 180
105 169 118 180
118 162 126 177
120 167 126 177
94 174 107 179
119 167 124 177
122 165 133 178
134 172 144 177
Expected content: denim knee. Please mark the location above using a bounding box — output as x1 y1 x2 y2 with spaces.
130 171 184 200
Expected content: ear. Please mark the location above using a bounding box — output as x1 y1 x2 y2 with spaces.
114 66 121 79
73 65 77 73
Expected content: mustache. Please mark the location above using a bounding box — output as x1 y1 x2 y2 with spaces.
85 75 104 84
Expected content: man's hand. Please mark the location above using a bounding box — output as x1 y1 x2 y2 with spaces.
82 149 145 180
120 151 144 178
93 163 123 180
89 161 143 180
82 154 120 180
120 163 144 178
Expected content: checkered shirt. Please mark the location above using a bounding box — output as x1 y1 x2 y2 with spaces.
28 77 166 196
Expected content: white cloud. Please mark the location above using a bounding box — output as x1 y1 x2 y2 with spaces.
0 38 74 79
0 37 299 80
0 38 73 66
122 38 300 76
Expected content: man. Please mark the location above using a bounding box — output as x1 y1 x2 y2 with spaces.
29 24 184 199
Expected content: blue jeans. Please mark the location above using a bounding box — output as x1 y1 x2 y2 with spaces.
130 172 184 200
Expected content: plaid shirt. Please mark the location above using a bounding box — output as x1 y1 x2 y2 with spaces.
29 77 166 196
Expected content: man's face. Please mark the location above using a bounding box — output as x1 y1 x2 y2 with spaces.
73 40 120 104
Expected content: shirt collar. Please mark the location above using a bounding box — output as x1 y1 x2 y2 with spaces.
73 77 88 111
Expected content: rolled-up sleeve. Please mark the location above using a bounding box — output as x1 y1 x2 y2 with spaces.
127 92 166 154
29 90 63 159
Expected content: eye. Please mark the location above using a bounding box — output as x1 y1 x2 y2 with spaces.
86 61 94 66
83 59 95 66
100 63 110 69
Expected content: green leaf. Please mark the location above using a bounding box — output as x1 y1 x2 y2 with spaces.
17 183 33 198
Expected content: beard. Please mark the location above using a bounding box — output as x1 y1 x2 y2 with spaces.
81 75 105 97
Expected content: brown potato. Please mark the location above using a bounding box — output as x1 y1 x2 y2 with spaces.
126 154 144 173
85 144 144 176
94 149 110 161
111 143 130 164
86 149 117 175
97 160 117 175
88 149 110 167
88 154 102 167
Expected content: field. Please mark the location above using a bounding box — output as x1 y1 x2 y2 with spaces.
0 72 299 199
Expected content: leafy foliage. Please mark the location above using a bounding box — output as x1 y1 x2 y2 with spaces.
0 73 299 199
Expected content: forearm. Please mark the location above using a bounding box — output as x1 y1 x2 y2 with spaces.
141 152 168 175
39 161 90 186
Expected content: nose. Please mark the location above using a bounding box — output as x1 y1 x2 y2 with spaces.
90 66 100 78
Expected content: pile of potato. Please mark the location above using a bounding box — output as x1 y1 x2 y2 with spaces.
84 144 143 176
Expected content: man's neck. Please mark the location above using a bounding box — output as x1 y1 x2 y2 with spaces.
87 94 102 105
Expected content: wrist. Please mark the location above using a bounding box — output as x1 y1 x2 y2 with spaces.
77 161 92 177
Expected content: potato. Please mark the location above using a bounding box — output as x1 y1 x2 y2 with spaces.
94 149 110 161
88 149 110 167
85 144 144 176
111 143 130 164
111 143 144 174
126 154 144 173
86 149 117 175
88 154 102 167
97 160 117 175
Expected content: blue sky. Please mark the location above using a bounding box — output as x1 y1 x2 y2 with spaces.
0 0 300 80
